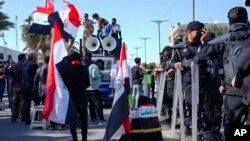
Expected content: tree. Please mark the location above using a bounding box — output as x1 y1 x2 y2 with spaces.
0 1 14 30
147 62 156 69
208 25 227 37
21 16 51 54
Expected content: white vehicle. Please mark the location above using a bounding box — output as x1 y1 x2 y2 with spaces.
0 46 23 65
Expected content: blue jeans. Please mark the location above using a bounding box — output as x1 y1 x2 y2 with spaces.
8 91 13 108
0 82 6 102
113 37 121 57
131 85 143 109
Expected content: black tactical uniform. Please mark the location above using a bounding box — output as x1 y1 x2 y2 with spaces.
161 46 175 121
171 21 214 132
207 7 250 141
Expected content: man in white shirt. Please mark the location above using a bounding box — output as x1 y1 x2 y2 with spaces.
111 18 122 57
109 55 132 96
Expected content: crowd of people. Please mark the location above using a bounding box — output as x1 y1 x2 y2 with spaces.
82 13 122 57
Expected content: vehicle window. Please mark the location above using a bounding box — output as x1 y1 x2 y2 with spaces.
92 58 114 71
105 60 112 70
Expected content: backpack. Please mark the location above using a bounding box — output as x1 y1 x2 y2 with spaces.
223 31 250 83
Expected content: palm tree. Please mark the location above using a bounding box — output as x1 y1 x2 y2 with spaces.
0 1 14 30
21 16 51 55
208 25 227 37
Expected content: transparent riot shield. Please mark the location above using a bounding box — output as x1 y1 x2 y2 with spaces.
191 62 199 141
170 69 185 141
156 72 166 119
177 69 185 141
170 69 179 136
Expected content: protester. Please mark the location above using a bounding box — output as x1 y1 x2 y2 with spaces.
87 59 107 126
58 50 90 141
34 56 49 104
111 18 122 57
150 65 155 101
142 63 151 98
9 54 26 122
4 59 15 109
119 96 163 141
21 51 40 125
0 64 6 110
82 13 94 55
109 54 132 96
83 52 93 68
131 57 144 110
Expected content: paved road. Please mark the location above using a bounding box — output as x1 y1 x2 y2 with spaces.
0 96 180 141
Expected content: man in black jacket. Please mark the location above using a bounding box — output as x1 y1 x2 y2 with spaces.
10 54 26 122
209 7 250 141
232 43 250 125
172 21 215 133
58 51 90 141
131 57 143 110
21 51 40 125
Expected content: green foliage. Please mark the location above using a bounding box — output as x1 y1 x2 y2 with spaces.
0 1 14 30
21 16 51 53
208 25 227 37
147 62 156 69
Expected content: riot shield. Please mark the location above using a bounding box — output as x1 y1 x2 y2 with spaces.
177 69 185 141
156 72 166 119
170 69 185 141
191 62 199 141
170 69 179 136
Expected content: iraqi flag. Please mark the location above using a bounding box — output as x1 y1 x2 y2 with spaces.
104 43 131 141
43 21 80 126
27 0 54 35
48 1 80 43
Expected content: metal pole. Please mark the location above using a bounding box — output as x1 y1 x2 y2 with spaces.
144 40 146 63
193 0 195 21
15 15 18 51
133 47 141 57
151 20 168 61
128 54 135 66
139 38 151 63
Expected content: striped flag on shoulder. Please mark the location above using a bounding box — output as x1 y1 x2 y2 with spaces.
43 21 80 126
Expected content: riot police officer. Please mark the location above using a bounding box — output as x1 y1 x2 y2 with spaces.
172 21 214 132
216 7 249 141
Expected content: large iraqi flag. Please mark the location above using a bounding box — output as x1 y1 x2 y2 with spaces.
104 43 131 140
48 1 80 43
43 21 80 126
27 0 54 35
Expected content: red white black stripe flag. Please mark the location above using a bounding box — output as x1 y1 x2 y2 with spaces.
104 43 131 140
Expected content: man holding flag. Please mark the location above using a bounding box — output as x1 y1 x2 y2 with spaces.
104 43 131 141
41 1 89 141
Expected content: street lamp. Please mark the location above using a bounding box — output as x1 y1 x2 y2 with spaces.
151 20 168 60
138 37 151 63
128 54 135 66
133 47 142 57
